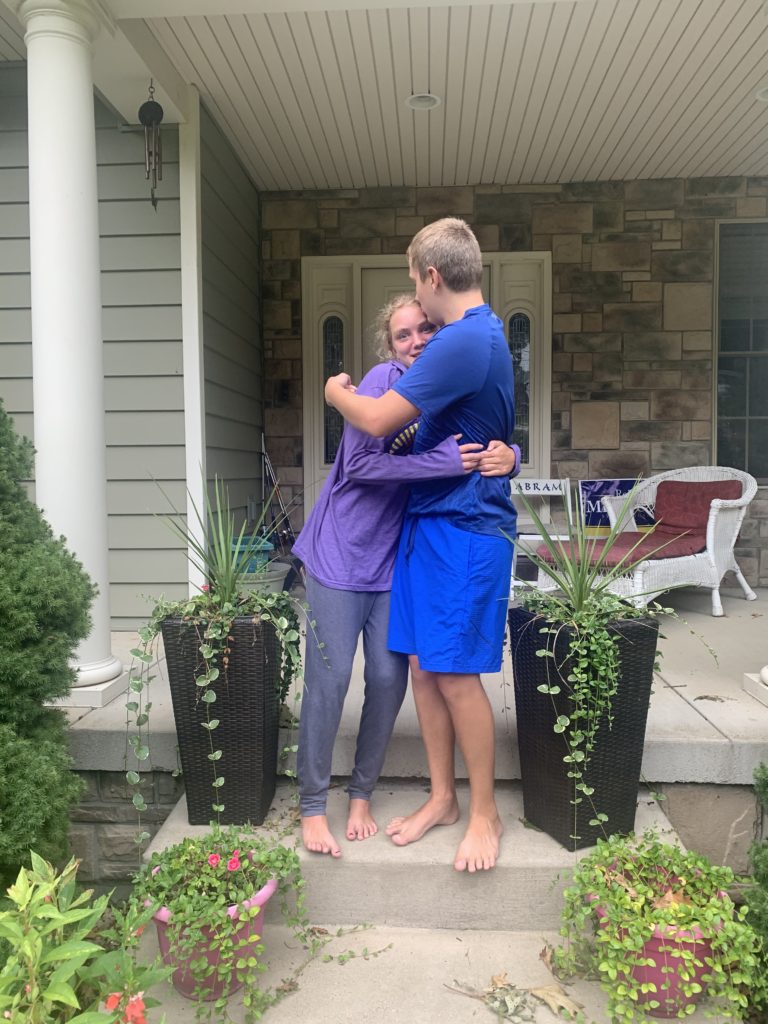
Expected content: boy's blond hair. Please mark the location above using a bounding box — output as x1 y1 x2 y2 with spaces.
407 217 483 292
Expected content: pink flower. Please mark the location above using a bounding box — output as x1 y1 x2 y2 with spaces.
201 583 210 592
208 853 220 868
123 995 147 1024
105 993 122 1011
227 849 241 871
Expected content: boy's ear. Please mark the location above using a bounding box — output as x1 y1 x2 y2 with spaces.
426 266 441 291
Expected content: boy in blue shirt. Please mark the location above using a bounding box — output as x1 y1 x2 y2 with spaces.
325 218 517 872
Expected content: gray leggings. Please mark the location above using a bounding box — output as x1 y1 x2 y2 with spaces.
297 575 409 816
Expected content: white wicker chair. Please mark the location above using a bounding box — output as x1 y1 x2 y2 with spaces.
601 466 758 617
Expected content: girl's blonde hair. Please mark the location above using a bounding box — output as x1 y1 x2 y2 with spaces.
372 293 421 361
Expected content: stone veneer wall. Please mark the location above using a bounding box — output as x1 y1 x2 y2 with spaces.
260 177 767 585
69 770 183 890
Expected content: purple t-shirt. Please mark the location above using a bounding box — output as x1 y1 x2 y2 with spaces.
293 360 463 591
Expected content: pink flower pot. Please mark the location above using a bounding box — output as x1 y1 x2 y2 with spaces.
152 877 278 1001
630 926 713 1018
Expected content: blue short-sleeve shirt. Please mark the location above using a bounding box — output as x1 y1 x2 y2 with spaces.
393 304 517 536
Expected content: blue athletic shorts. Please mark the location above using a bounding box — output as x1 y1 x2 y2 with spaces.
388 515 513 674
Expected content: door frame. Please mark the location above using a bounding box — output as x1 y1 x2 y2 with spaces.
301 252 552 519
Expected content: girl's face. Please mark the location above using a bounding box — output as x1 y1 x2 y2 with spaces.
388 304 437 368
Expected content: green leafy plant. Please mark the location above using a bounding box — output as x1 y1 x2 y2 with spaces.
743 763 768 1020
509 487 671 843
131 825 308 1022
553 830 766 1021
0 397 94 888
125 475 305 835
0 851 168 1024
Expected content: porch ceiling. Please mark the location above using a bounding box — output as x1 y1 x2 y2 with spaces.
3 0 768 192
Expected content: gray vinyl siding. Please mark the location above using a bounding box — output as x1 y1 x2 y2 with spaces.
0 65 187 629
200 105 263 524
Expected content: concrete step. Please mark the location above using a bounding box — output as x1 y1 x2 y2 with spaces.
145 780 677 932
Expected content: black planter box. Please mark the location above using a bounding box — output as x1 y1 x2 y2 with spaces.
161 616 281 826
508 605 659 850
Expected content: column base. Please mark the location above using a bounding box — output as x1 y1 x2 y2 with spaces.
75 653 124 686
52 667 129 709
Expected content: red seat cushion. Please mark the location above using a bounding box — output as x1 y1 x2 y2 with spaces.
653 479 742 533
535 530 707 568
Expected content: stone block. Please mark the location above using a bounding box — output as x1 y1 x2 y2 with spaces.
265 407 302 434
263 200 318 230
661 783 758 870
500 223 533 250
300 229 324 256
662 220 682 240
477 184 503 194
552 233 582 262
632 282 663 302
318 208 338 229
678 363 711 389
261 239 271 260
553 313 581 333
262 280 282 301
553 292 572 313
282 279 301 300
747 176 768 195
623 331 682 361
572 401 619 449
472 223 500 249
624 179 683 208
622 271 651 281
559 267 625 301
551 390 570 411
76 771 101 801
691 420 711 440
651 441 711 468
97 824 147 861
270 230 300 260
72 803 168 824
651 241 681 251
563 332 621 353
474 193 531 223
339 208 395 238
555 458 590 478
415 186 474 215
593 202 623 231
532 233 551 250
621 400 649 421
645 209 675 219
572 353 592 372
582 312 603 331
591 241 650 271
156 772 185 801
360 187 415 207
562 181 624 200
623 368 681 388
532 203 593 234
69 825 98 878
603 302 662 331
589 450 649 478
682 330 712 351
382 237 411 254
98 773 135 801
266 437 303 467
663 282 712 330
622 420 681 441
593 352 623 381
736 196 767 218
264 301 292 330
678 199 737 219
651 250 712 281
651 389 711 419
686 177 746 197
325 237 381 256
552 352 572 372
396 215 424 236
682 219 714 251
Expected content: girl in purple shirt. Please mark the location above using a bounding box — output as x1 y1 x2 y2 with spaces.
293 295 515 857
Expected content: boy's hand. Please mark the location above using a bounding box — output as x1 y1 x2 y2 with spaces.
325 373 356 405
479 439 517 477
457 441 484 473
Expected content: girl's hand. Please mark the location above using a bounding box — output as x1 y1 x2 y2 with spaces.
457 441 484 473
325 373 356 405
479 439 517 477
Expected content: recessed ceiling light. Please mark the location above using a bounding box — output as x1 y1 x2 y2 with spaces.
756 86 768 103
405 92 441 111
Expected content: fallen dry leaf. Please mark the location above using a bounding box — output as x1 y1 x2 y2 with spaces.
531 983 584 1017
652 888 693 910
491 971 510 988
694 694 726 702
539 943 555 973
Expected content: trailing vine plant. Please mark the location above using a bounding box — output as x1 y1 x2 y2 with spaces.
124 476 306 842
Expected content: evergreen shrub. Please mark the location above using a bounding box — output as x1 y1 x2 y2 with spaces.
0 399 94 889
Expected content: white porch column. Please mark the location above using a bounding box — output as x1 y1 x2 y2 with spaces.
17 0 121 685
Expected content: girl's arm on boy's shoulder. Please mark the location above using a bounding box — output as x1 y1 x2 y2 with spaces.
326 373 419 437
345 436 516 484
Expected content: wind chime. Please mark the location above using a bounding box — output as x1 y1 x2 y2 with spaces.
138 81 164 209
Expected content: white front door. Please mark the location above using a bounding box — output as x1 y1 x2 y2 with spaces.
301 253 551 520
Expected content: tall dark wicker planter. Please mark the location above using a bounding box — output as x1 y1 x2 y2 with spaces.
508 605 659 851
161 616 281 826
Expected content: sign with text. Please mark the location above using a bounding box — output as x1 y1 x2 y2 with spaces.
578 479 654 536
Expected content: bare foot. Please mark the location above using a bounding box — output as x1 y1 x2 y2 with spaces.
453 813 504 873
346 798 378 841
301 814 342 857
385 795 460 847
